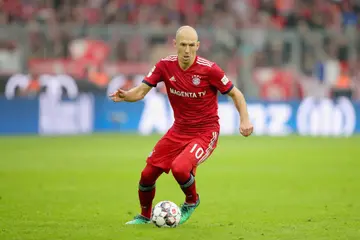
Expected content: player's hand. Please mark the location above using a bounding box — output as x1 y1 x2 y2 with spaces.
240 120 253 137
109 89 127 102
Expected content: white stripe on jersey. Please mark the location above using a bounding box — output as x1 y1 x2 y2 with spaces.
164 54 177 58
197 57 214 66
196 60 212 67
197 132 218 165
196 58 213 67
162 55 178 61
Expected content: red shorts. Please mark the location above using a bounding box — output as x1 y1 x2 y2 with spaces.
146 128 219 174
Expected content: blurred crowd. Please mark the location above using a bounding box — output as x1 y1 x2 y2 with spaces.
1 0 359 59
2 0 360 28
1 0 360 99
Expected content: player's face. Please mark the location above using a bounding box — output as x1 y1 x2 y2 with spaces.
175 39 199 65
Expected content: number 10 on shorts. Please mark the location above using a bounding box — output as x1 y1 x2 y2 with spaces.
190 143 204 159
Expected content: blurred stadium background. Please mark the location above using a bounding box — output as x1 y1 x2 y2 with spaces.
0 0 359 239
0 0 359 135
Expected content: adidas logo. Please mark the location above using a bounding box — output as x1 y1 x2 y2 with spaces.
169 76 176 82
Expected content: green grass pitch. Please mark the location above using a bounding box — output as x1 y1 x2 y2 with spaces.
0 134 359 240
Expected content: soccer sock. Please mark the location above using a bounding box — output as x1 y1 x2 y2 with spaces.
138 164 163 219
138 184 155 219
179 174 198 204
172 162 198 204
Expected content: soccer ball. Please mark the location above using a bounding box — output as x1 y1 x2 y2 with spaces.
151 201 181 228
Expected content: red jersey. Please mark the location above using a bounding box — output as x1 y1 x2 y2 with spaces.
143 55 234 135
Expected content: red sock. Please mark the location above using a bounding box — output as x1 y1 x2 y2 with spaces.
138 164 163 219
181 175 198 204
172 168 198 204
138 188 155 219
171 160 198 204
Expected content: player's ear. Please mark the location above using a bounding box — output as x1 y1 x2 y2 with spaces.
196 41 200 51
173 39 177 48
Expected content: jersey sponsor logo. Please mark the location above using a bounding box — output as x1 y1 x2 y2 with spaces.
169 87 198 98
169 87 207 98
192 75 201 86
221 75 229 85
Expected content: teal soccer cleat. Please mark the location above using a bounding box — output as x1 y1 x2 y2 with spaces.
179 194 200 224
125 214 151 225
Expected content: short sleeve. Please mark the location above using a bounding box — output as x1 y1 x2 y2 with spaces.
142 61 163 87
208 64 234 94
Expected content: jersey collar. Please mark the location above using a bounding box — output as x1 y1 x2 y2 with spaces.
177 55 198 72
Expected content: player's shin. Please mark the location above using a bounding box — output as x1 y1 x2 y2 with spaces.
138 184 156 219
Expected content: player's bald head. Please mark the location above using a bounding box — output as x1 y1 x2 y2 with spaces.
175 26 198 42
174 25 199 69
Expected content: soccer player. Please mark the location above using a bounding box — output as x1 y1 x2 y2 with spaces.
110 26 254 225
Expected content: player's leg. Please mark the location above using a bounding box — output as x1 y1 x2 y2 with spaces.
126 130 183 225
172 132 218 203
171 153 198 204
171 143 202 225
126 163 163 224
171 132 219 224
139 164 164 218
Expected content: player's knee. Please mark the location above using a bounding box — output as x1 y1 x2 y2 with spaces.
171 161 194 186
140 165 156 186
140 169 150 184
171 161 186 177
139 163 164 186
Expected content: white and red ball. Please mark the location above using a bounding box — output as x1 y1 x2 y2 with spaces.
151 201 181 228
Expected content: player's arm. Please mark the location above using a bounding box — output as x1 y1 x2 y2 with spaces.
209 64 253 137
227 87 253 137
110 63 163 102
109 83 152 102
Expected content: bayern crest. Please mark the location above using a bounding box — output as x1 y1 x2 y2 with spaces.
192 75 201 85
